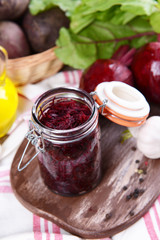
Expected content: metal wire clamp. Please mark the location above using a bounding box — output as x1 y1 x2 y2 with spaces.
90 91 108 115
17 121 45 172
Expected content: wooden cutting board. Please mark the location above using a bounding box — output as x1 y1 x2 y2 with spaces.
10 104 160 239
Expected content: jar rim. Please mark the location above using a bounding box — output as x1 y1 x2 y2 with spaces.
31 87 98 138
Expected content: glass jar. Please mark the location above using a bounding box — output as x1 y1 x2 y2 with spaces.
30 87 101 197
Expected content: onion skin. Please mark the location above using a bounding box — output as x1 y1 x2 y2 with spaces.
131 42 160 104
79 59 133 93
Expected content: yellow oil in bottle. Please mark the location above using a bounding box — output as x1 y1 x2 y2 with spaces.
0 47 18 138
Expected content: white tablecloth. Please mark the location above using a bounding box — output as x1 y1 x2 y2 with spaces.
0 70 160 240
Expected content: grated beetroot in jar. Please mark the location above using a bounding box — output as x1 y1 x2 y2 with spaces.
38 130 101 196
33 88 101 196
39 98 91 130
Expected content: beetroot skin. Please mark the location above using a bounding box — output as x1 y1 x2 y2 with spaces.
0 21 31 58
0 0 29 21
131 42 160 104
22 8 70 53
79 59 134 93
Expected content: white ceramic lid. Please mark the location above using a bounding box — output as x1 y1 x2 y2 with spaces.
94 81 150 127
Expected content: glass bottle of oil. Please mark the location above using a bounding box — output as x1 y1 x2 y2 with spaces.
0 46 18 138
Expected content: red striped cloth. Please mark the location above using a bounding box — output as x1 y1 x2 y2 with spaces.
0 70 160 240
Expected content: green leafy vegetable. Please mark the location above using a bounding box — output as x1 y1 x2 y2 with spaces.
29 0 81 15
150 11 160 33
29 0 160 69
29 0 55 15
55 28 97 69
70 0 158 33
55 17 157 69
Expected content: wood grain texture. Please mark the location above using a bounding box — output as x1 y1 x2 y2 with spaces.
10 104 160 239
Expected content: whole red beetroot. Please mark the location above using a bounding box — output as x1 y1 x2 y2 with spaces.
0 0 29 20
22 8 69 53
131 42 160 104
0 21 31 58
79 59 133 93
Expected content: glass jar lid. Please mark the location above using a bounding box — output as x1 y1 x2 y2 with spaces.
93 81 150 127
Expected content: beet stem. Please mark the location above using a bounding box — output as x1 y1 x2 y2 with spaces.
119 48 136 66
76 32 156 45
112 45 136 66
112 45 130 60
157 34 160 42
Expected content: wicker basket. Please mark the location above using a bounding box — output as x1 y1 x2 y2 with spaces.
7 47 63 86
